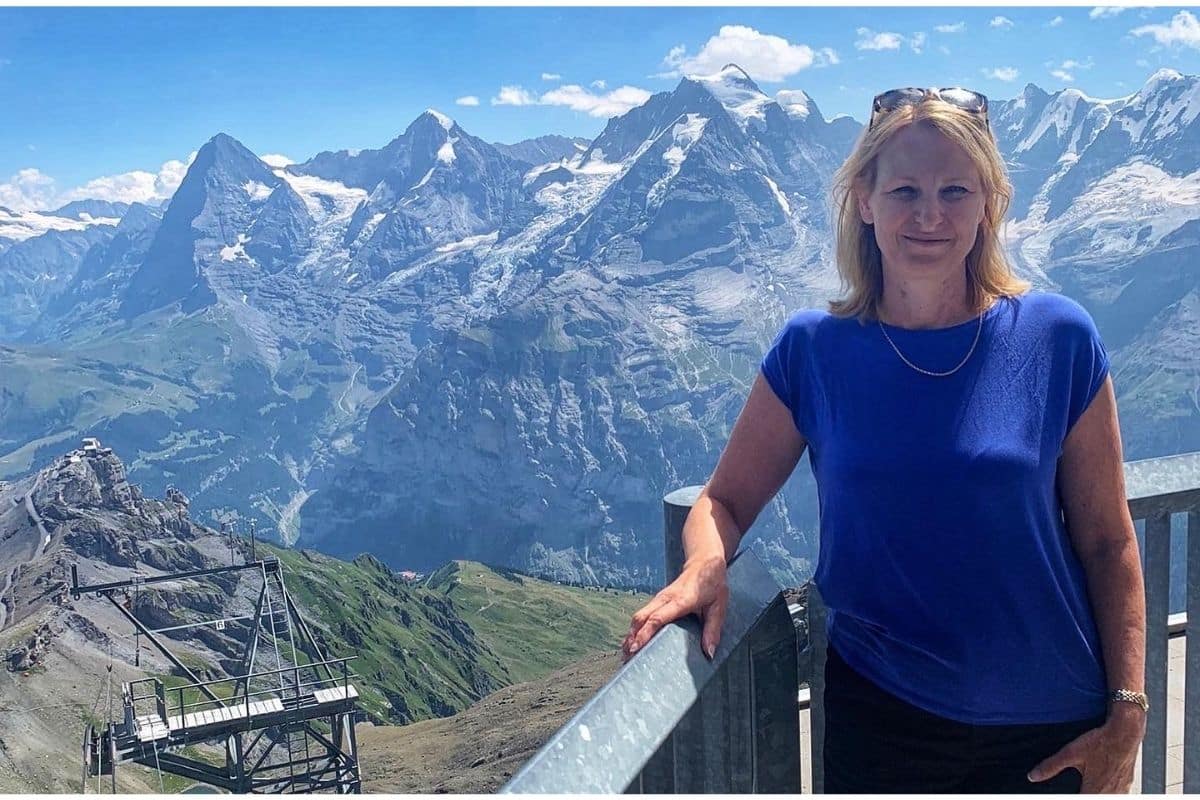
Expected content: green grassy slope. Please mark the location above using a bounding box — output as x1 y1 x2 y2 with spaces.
427 561 646 685
261 544 648 725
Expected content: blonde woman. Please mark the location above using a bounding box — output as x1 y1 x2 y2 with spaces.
621 88 1147 793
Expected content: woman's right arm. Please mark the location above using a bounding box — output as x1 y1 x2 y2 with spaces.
621 372 807 660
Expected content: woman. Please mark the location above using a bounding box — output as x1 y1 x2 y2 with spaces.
620 88 1147 794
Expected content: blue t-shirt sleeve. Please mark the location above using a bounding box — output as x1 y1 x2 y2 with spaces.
1060 299 1111 437
760 311 819 437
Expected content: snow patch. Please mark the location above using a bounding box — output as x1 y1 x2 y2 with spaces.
426 108 455 130
411 168 436 192
777 89 811 120
435 230 500 254
437 137 458 165
693 67 771 132
273 170 367 221
763 175 791 215
220 233 252 262
647 114 708 208
242 180 274 201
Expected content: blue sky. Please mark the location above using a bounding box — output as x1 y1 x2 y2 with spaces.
2 6 1198 211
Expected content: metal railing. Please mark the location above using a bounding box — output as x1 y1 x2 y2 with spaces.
125 656 358 737
502 451 1199 794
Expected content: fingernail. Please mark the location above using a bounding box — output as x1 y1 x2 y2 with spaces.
629 642 639 654
704 642 715 659
1026 773 1038 782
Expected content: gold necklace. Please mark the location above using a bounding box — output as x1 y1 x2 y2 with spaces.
877 311 985 377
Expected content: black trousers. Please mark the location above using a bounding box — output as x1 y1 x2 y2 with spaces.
822 644 1108 793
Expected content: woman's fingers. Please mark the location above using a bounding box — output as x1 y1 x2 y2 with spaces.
621 594 693 659
621 563 730 662
700 592 728 659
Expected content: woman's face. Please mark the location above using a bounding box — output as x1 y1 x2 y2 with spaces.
856 122 987 283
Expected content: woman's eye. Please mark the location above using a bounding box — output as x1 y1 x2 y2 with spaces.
943 185 969 196
889 186 915 196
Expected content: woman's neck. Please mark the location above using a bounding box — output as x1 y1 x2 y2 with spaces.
878 273 976 330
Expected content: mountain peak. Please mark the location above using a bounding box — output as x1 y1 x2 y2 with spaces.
776 88 815 120
685 63 770 130
1021 82 1049 99
1147 67 1184 86
423 108 456 131
694 63 763 94
193 132 274 182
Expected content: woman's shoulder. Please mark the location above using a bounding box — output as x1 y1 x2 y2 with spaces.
1007 290 1102 337
1010 290 1095 324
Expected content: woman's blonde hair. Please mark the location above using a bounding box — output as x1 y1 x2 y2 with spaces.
828 99 1029 320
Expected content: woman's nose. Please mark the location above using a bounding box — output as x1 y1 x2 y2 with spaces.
914 195 944 227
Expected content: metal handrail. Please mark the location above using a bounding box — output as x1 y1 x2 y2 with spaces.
503 450 1199 794
502 548 799 793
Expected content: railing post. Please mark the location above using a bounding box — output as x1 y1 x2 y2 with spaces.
178 686 186 733
806 583 828 794
1142 514 1171 793
660 485 796 794
663 486 702 581
155 680 166 722
1185 510 1200 794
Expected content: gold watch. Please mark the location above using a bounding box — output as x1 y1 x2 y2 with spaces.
1109 688 1149 712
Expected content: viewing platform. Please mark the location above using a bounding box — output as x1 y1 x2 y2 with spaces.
503 451 1200 794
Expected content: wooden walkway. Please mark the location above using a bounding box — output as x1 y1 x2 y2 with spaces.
132 684 358 743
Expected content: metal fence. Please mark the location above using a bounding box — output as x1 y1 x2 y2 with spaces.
502 451 1199 794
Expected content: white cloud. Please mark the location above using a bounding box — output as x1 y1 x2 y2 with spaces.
934 22 965 33
539 84 652 117
939 45 952 55
855 27 904 51
492 85 538 106
260 153 294 168
1048 15 1064 27
1090 7 1127 19
660 25 833 81
816 47 840 66
1131 10 1200 49
455 95 480 106
982 66 1020 81
990 16 1014 29
0 168 58 212
1136 57 1150 67
1060 58 1094 70
910 32 927 54
541 72 562 81
591 79 607 89
0 152 196 213
1051 69 1075 82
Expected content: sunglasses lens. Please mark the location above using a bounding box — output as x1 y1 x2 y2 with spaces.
938 88 987 112
876 87 926 112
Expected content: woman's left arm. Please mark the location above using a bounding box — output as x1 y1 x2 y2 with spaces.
1028 376 1147 793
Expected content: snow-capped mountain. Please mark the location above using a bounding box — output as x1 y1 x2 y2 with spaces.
1 66 1196 585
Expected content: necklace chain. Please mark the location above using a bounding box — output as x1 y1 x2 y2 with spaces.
877 311 985 377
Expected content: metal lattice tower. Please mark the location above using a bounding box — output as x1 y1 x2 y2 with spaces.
75 556 363 793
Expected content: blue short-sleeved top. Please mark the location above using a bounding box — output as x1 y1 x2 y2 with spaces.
760 291 1111 725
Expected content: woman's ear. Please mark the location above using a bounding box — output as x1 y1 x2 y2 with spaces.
855 184 874 225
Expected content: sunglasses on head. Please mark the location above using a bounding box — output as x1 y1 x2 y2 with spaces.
869 87 990 131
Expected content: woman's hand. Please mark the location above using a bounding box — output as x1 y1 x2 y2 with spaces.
1027 705 1145 793
620 555 730 662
